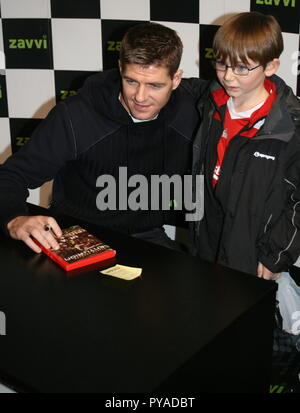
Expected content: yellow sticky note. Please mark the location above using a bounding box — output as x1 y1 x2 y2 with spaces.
100 264 142 280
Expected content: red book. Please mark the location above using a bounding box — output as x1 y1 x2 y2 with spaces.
34 225 116 271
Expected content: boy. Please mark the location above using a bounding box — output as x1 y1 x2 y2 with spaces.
192 12 300 280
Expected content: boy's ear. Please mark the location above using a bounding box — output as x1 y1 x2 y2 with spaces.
264 58 280 77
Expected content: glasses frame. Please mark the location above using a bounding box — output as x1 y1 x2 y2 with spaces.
212 60 262 76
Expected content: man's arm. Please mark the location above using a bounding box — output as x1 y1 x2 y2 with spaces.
0 103 76 251
180 77 210 101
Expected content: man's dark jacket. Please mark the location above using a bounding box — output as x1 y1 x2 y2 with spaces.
0 69 203 235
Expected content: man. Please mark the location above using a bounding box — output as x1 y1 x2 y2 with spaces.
0 22 204 253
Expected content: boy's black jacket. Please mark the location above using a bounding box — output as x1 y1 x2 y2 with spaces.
191 74 300 276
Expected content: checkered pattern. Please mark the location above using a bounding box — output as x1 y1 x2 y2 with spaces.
0 0 299 208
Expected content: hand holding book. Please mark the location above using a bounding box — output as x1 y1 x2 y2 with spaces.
33 225 116 271
7 215 63 253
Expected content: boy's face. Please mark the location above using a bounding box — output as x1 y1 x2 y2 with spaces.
216 56 278 106
119 63 182 120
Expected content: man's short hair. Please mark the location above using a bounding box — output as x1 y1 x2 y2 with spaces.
213 12 283 68
119 22 183 78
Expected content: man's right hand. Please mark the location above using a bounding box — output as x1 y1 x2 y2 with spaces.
7 215 62 253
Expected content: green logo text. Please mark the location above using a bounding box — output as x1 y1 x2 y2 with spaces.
204 48 215 59
107 41 121 52
9 35 48 49
16 137 31 146
60 90 77 100
256 0 296 6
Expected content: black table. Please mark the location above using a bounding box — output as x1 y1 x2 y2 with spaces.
0 204 277 393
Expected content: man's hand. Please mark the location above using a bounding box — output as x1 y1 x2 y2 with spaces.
7 215 62 253
257 262 280 281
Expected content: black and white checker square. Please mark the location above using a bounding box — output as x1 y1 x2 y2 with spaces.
54 70 98 103
251 0 299 34
0 0 51 18
100 0 150 21
101 19 146 70
2 18 53 69
0 73 8 116
51 0 101 19
51 18 102 71
199 0 252 25
0 117 11 164
152 21 200 78
150 0 199 23
0 16 5 70
9 117 42 154
199 24 219 80
5 69 55 119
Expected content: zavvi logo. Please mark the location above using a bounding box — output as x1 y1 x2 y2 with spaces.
0 311 6 336
256 0 296 7
9 35 48 49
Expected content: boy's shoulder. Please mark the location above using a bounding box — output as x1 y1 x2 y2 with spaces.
270 75 300 127
285 89 300 127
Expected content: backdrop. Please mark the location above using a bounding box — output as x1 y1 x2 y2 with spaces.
0 0 299 260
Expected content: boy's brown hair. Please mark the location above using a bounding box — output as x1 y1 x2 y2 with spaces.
119 22 183 79
213 12 283 68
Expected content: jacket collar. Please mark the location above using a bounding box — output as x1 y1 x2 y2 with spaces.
258 75 297 142
208 74 299 142
79 68 198 139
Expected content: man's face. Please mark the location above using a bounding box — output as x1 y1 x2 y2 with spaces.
119 63 182 120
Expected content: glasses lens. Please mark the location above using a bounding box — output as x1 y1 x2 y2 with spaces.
233 65 249 76
214 61 226 71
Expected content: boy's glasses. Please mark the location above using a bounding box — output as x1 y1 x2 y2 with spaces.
212 60 262 76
